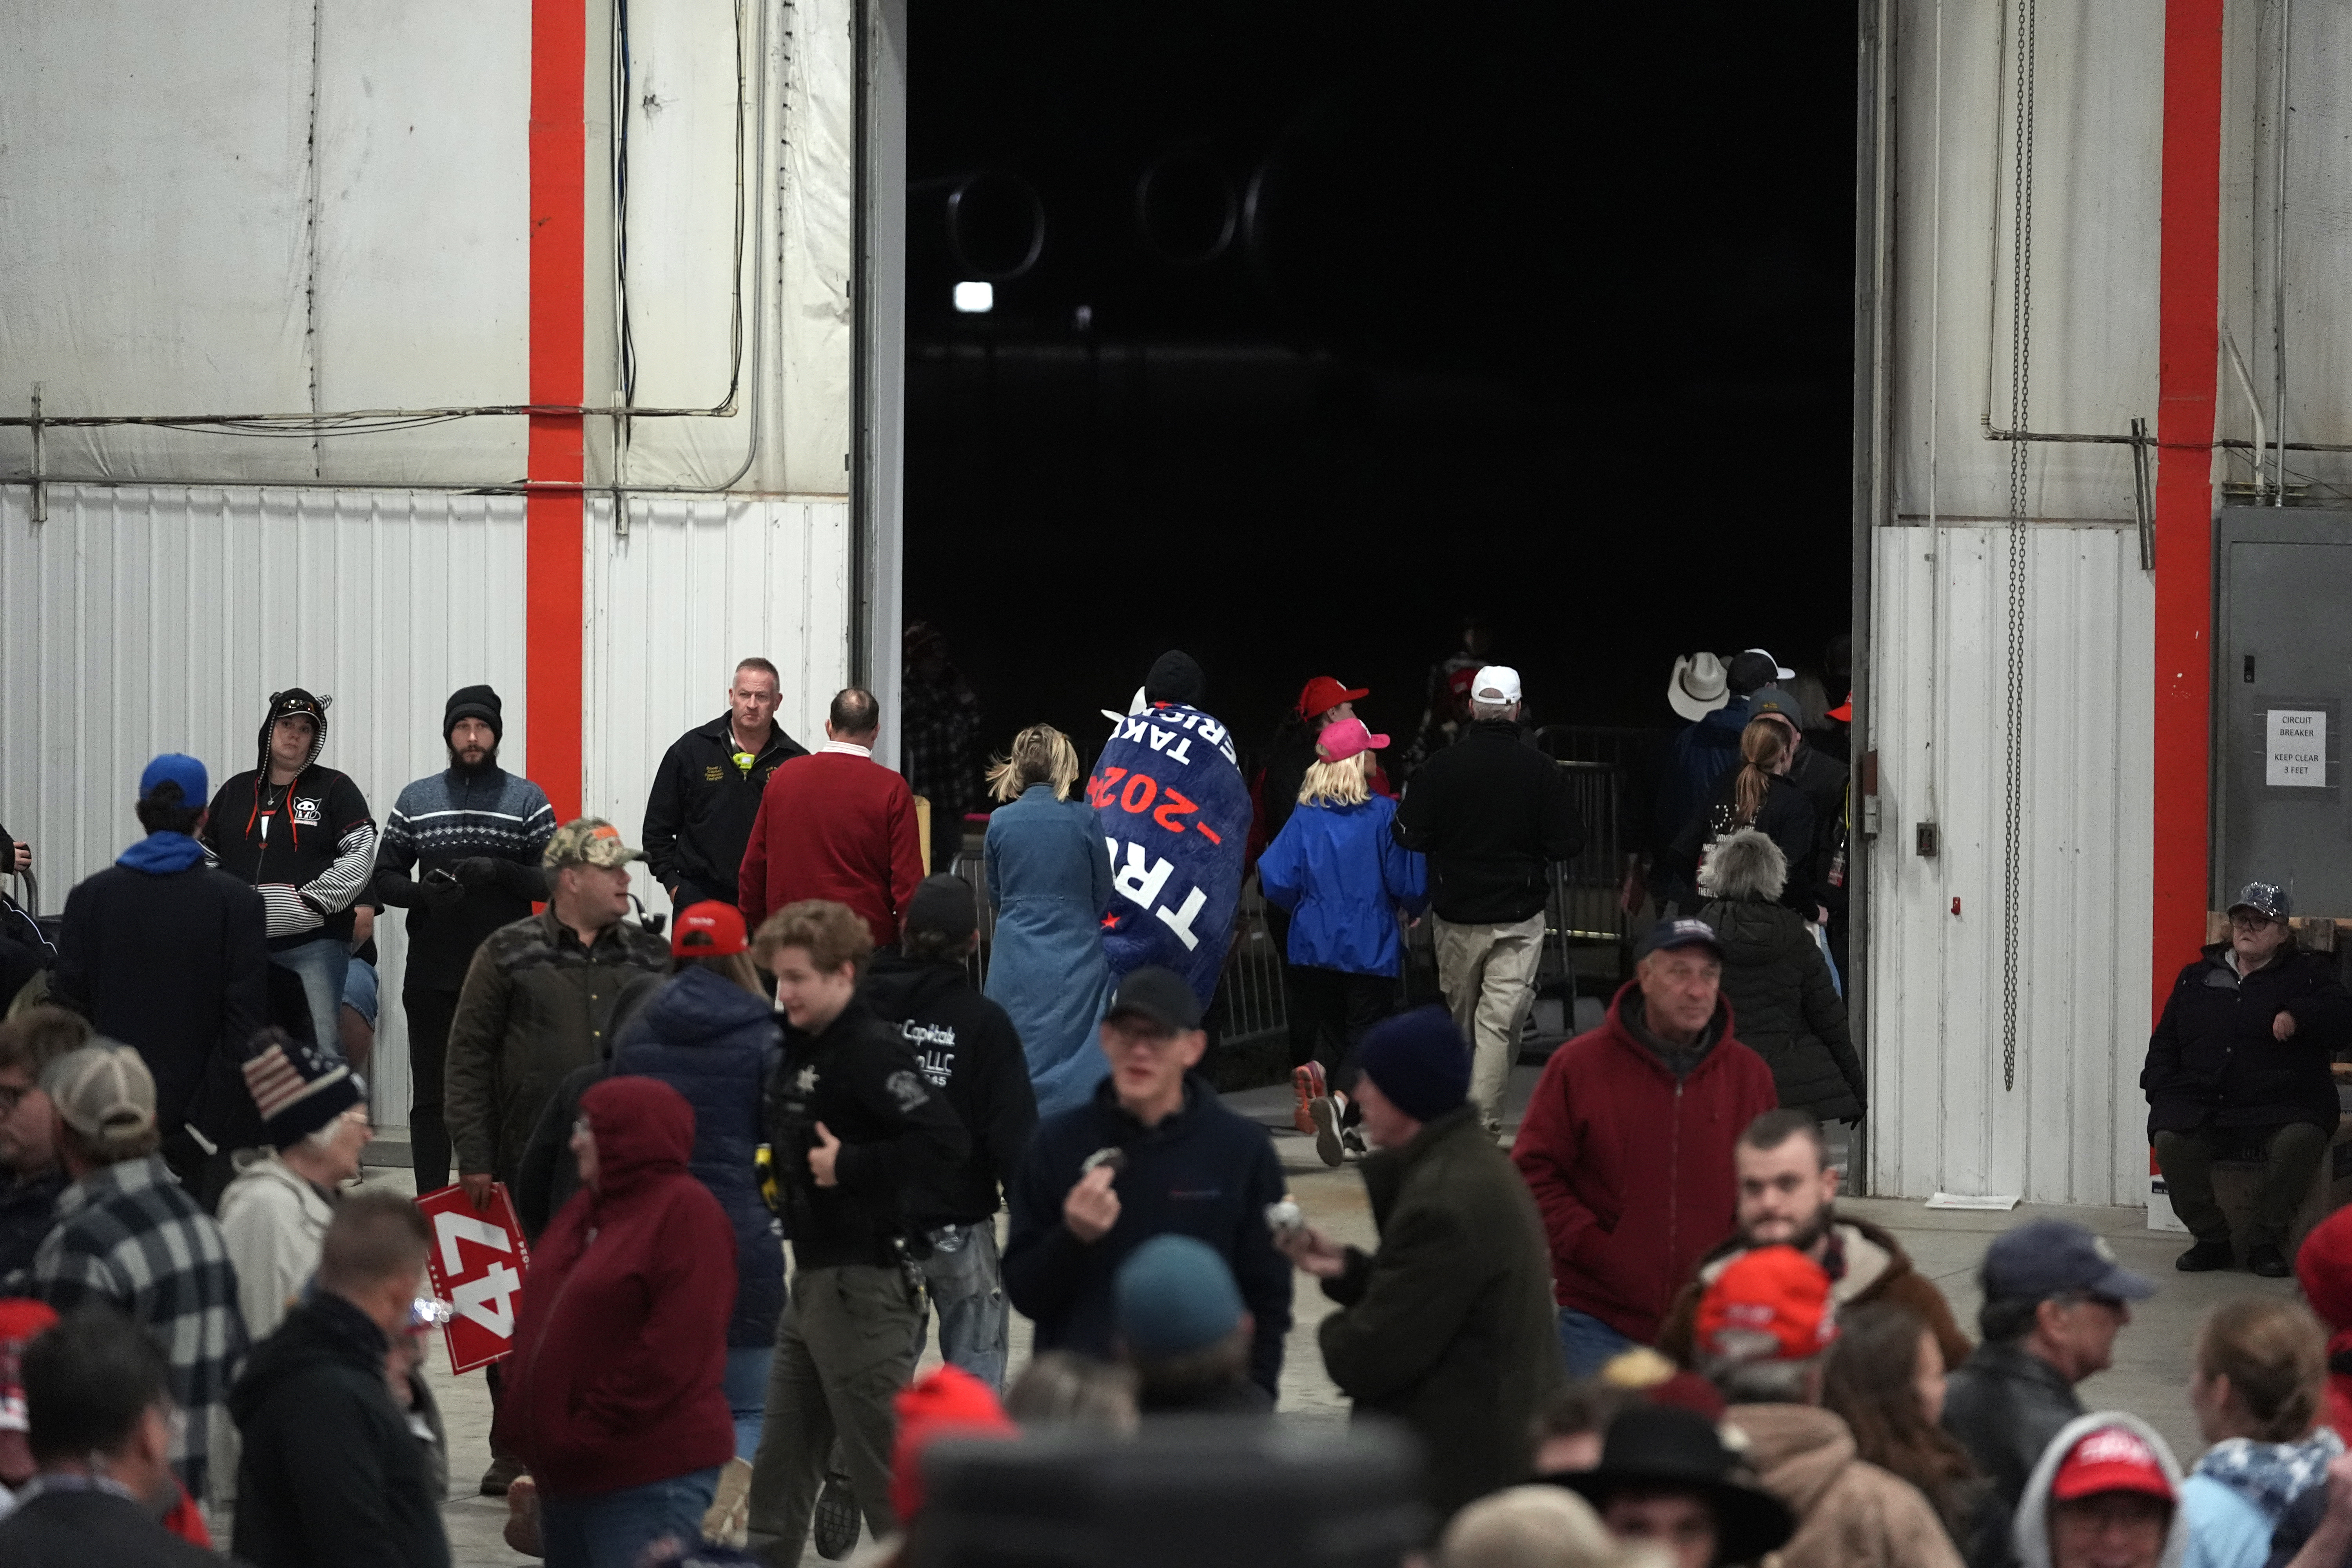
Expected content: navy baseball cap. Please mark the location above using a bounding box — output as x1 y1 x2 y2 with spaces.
2228 882 2291 921
139 753 209 804
1982 1219 2156 1304
1636 917 1726 962
1105 966 1202 1033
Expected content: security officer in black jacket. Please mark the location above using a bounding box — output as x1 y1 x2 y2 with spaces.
641 659 808 910
2145 880 2352 1276
745 898 968 1564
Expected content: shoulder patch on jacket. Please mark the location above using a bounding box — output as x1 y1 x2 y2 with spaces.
884 1069 931 1113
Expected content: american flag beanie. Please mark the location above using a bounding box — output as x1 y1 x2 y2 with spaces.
242 1027 364 1149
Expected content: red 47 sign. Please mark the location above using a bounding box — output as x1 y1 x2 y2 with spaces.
415 1183 533 1374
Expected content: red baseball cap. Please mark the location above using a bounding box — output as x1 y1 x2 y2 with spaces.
1694 1245 1838 1363
1826 692 1853 723
671 900 750 958
1296 675 1369 720
2050 1423 2175 1505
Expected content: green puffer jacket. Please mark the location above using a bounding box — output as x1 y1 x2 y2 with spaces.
1697 895 1864 1121
1318 1105 1565 1518
444 910 671 1184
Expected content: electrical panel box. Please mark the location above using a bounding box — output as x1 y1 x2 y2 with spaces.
2214 508 2352 915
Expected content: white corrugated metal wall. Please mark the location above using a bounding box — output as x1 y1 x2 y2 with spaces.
0 483 851 1131
583 494 852 919
0 483 531 1123
1871 0 2163 1203
1869 522 2154 1203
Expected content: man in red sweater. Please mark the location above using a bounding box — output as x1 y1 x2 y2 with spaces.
1512 916 1778 1378
738 688 925 946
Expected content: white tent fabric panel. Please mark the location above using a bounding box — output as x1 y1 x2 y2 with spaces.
1868 522 2154 1205
0 4 317 481
313 0 532 482
0 0 850 499
582 493 851 922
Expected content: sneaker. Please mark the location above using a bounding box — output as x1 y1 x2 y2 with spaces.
2174 1239 2235 1272
702 1455 753 1546
813 1468 861 1559
2248 1243 2291 1278
1341 1127 1368 1156
502 1474 544 1557
1309 1096 1345 1167
1291 1062 1327 1136
479 1453 528 1497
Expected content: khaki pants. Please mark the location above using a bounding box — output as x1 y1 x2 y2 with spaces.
1434 911 1546 1130
745 1263 923 1566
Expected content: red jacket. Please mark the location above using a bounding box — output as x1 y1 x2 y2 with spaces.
738 748 925 946
1512 982 1778 1344
505 1075 737 1497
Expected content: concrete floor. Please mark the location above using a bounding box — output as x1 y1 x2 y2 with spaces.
358 1065 2281 1567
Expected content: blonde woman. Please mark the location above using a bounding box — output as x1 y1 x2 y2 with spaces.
1258 717 1427 1165
1666 715 1813 916
983 726 1116 1115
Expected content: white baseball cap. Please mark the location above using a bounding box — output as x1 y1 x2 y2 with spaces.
1472 665 1523 706
1743 647 1795 680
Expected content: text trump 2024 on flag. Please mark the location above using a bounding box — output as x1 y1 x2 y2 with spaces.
1088 704 1249 1005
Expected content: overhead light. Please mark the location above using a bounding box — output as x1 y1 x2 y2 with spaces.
953 280 994 314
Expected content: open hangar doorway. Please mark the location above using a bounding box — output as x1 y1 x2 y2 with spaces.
894 0 1871 1086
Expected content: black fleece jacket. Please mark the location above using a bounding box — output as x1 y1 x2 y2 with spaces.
860 953 1038 1229
1392 721 1585 924
2144 941 2352 1135
1003 1075 1293 1396
643 713 808 908
764 997 970 1271
229 1292 450 1568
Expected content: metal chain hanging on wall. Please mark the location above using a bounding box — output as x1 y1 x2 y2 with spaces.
2002 0 2038 1093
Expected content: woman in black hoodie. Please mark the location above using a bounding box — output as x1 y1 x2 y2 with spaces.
1695 828 1864 1122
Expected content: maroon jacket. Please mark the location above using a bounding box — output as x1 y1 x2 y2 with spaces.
1511 982 1778 1344
505 1075 736 1497
738 748 925 946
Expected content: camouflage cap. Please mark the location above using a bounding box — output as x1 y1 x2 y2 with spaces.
543 817 644 870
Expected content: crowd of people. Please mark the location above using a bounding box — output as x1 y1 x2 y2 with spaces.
0 639 2344 1568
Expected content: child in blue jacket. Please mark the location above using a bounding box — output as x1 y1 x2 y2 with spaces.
1257 717 1428 1165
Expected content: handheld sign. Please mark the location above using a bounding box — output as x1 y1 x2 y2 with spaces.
414 1183 532 1375
1088 702 1250 1005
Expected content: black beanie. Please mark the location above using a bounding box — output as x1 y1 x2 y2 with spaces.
1355 1005 1470 1122
444 685 504 743
1144 649 1206 708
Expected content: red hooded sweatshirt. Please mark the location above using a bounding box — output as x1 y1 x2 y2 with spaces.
1512 980 1779 1344
2297 1203 2352 1444
505 1075 738 1497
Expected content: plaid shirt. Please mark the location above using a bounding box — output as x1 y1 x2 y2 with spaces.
32 1154 249 1498
899 673 983 820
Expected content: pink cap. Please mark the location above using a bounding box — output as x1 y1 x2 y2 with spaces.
1316 717 1389 763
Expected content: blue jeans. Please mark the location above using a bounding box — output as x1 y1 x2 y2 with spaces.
271 936 350 1063
540 1466 720 1568
725 1344 772 1460
921 1220 1009 1391
1557 1307 1637 1380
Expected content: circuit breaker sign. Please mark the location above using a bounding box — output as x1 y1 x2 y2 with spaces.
416 1182 532 1374
2267 710 2327 788
1088 702 1249 1005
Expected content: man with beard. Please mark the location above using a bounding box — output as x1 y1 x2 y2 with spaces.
373 686 556 1193
1653 1108 1970 1370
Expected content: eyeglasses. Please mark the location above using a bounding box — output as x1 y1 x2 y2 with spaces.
409 1297 456 1332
